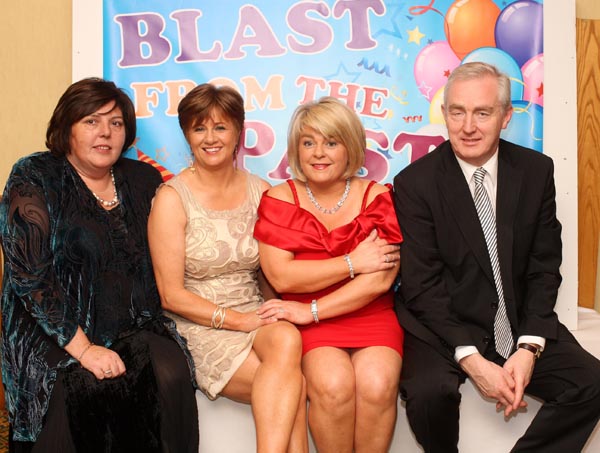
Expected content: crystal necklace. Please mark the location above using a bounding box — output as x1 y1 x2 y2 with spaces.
91 168 119 208
305 178 351 214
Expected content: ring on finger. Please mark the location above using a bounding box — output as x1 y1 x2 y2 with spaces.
279 308 284 314
103 369 112 375
384 254 389 263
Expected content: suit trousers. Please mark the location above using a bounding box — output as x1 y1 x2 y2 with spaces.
400 328 600 453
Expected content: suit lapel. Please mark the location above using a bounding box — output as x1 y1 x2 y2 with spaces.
496 142 523 320
438 147 495 285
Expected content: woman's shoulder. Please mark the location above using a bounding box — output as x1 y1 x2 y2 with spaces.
264 179 295 204
117 157 162 182
359 178 389 193
11 151 60 173
114 158 163 204
154 171 186 201
243 170 270 193
6 152 63 190
356 178 390 205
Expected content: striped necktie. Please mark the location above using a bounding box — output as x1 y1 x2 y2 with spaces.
473 167 514 358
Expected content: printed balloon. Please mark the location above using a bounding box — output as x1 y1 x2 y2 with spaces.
495 0 543 68
444 0 500 59
414 41 460 101
462 47 524 101
502 100 543 152
521 53 544 107
429 85 446 125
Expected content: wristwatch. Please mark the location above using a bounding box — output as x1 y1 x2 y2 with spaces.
518 343 542 359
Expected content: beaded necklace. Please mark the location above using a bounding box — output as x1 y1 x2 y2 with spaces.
91 168 119 208
305 178 351 214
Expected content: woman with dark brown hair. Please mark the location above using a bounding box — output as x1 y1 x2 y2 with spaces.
0 78 198 452
148 83 308 453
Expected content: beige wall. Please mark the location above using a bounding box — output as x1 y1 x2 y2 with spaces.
0 1 72 187
578 0 600 19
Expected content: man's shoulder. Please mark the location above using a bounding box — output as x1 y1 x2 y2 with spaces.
499 139 554 172
395 140 451 181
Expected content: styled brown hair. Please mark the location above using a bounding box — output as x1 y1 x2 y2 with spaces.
45 78 137 157
287 97 365 182
177 84 245 142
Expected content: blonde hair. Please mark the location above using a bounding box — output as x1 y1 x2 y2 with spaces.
287 97 365 182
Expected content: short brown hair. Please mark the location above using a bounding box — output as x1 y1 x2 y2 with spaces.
287 97 365 182
45 78 136 157
177 84 245 141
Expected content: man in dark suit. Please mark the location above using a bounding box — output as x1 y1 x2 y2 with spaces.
393 62 600 452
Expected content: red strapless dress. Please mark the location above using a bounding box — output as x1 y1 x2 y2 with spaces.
254 180 404 356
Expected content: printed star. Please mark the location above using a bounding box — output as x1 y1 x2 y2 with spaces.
407 26 425 45
417 80 432 99
536 82 544 97
325 62 362 83
156 146 170 162
444 69 451 77
373 2 406 40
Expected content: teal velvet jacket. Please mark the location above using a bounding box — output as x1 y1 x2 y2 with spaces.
0 152 190 441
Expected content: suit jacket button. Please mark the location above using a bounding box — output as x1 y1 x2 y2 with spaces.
483 336 491 344
491 302 498 309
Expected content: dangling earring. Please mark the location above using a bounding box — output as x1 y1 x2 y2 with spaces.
233 144 239 170
187 154 196 173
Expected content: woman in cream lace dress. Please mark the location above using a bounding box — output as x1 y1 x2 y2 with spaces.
148 83 307 453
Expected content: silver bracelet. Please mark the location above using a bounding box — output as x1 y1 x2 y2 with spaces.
344 254 355 279
310 299 319 324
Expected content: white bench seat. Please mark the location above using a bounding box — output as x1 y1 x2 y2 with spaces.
197 308 600 452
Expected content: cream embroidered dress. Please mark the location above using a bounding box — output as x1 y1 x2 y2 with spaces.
163 172 264 399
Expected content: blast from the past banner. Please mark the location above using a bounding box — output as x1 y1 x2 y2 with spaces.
103 0 544 183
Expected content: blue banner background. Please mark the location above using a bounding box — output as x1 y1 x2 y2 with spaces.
103 0 544 184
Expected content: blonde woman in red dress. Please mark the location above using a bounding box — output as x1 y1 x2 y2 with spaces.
255 97 403 453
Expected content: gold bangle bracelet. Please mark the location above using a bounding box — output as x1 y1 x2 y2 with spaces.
77 342 94 362
211 306 226 329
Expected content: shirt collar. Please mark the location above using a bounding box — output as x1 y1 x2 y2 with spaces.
455 149 499 185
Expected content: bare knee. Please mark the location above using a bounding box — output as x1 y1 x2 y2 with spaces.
308 369 355 413
356 368 399 408
256 322 302 365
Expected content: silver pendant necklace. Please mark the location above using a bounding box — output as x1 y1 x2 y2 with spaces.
92 168 119 208
305 178 351 214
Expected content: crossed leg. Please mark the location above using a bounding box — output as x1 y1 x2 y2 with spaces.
222 321 308 453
